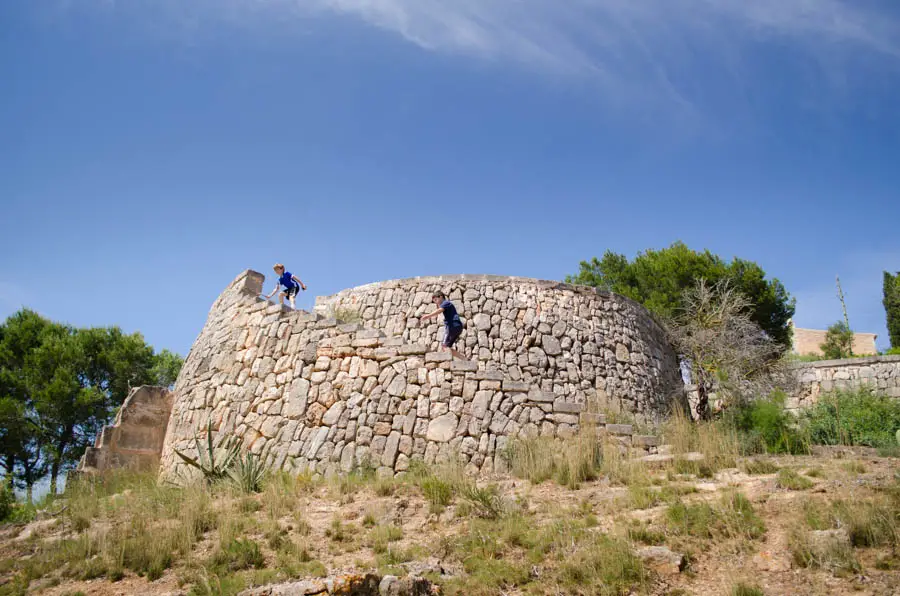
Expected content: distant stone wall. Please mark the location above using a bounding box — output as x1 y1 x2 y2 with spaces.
790 355 900 410
77 386 174 474
158 271 683 482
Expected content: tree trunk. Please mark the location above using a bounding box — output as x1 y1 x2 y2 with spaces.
49 458 60 496
26 483 33 505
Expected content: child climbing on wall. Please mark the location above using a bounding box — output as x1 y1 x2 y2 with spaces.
421 291 467 360
264 263 307 309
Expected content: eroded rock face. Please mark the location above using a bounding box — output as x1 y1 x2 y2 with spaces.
158 271 682 483
76 386 174 475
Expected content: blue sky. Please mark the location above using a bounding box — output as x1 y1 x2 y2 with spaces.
1 0 899 355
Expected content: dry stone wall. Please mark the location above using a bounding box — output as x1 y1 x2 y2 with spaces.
159 271 682 483
790 355 900 410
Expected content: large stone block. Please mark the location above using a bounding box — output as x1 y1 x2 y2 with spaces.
426 413 459 443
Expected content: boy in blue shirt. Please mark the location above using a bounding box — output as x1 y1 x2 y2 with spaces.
264 263 307 309
421 291 466 360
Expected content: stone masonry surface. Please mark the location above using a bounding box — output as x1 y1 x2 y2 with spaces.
158 270 684 482
790 355 900 410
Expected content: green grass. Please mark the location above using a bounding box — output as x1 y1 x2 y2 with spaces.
742 459 780 475
665 492 765 542
367 524 403 554
775 469 813 491
732 583 765 596
210 539 265 573
506 432 603 489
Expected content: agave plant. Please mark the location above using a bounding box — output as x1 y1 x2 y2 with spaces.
174 421 241 484
229 452 267 494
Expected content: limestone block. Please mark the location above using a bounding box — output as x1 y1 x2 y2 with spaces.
425 352 452 363
322 402 345 426
451 360 478 372
606 423 633 436
473 313 492 331
553 400 583 414
426 413 458 442
502 380 530 392
542 335 562 356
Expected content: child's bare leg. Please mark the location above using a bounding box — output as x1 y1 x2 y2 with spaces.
449 347 466 360
278 292 285 305
289 295 297 309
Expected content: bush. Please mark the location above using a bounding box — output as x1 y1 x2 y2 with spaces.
0 486 15 522
725 392 809 455
804 387 900 448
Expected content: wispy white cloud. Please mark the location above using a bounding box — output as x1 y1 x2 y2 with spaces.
77 0 900 117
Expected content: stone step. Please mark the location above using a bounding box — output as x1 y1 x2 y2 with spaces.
638 451 704 465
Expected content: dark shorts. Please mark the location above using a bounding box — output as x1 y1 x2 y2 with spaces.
283 285 300 298
443 324 463 347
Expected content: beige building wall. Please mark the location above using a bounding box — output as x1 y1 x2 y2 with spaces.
791 327 878 357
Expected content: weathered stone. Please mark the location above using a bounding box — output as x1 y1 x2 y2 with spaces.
636 546 685 575
541 335 562 356
473 313 492 331
399 344 427 355
425 352 452 363
321 402 345 426
472 390 492 419
553 400 583 414
426 413 458 442
632 434 659 447
450 359 478 372
472 370 505 381
526 389 556 403
606 423 633 436
502 380 530 392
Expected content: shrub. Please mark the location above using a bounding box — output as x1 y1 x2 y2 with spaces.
229 452 267 494
0 485 15 522
820 322 854 360
804 387 900 448
174 421 241 484
460 484 506 519
725 391 809 455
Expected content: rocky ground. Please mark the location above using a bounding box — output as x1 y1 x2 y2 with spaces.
1 445 898 596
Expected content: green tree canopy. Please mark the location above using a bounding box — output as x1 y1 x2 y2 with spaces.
567 241 796 348
820 321 854 360
0 309 184 497
884 271 900 349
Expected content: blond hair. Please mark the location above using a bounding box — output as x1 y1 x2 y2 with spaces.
273 263 285 271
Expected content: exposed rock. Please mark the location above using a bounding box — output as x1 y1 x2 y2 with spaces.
636 546 686 575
